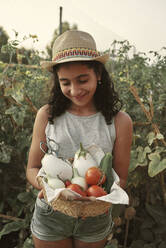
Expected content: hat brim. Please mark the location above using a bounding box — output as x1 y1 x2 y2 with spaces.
40 53 110 72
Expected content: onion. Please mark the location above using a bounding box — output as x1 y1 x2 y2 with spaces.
42 154 73 181
47 176 65 190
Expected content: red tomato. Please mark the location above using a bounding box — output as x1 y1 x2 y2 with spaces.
87 185 107 197
65 180 71 187
85 167 106 185
67 184 87 197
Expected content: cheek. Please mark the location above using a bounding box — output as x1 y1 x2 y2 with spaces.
90 81 97 93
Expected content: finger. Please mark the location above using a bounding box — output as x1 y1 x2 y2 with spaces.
38 190 44 199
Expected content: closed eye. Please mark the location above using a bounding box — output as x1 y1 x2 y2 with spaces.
62 82 70 86
79 80 88 84
59 79 70 86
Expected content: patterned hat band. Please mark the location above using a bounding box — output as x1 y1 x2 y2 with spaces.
53 48 100 63
40 30 110 72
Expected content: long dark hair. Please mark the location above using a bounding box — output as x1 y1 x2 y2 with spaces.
47 61 122 124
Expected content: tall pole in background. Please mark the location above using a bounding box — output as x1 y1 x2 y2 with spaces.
59 6 63 35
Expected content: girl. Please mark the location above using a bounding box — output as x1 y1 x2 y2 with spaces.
26 30 133 248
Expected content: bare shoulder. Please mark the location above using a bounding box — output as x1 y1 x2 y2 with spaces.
115 111 132 125
36 104 49 120
33 104 50 133
35 104 49 123
114 111 133 134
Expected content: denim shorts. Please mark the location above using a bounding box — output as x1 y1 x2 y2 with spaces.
31 198 113 242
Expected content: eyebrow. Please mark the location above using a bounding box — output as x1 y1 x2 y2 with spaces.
59 73 89 81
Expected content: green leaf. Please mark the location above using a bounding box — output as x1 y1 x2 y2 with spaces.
138 158 148 167
129 148 148 172
148 152 166 177
11 40 19 46
129 150 138 172
5 106 26 126
155 146 165 153
147 132 155 146
158 241 166 248
137 148 145 163
23 237 34 248
0 221 26 239
0 142 13 163
138 146 152 166
156 133 164 140
127 170 143 188
140 228 153 242
100 153 114 192
104 244 118 248
146 203 166 225
144 146 151 154
154 223 166 235
141 216 155 229
129 240 145 248
148 152 160 161
143 244 156 248
4 81 25 103
17 191 35 203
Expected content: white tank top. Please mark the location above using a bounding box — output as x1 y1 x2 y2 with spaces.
45 111 116 159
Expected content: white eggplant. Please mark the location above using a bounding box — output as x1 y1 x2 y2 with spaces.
87 144 105 165
42 154 72 181
73 143 97 177
47 176 65 190
71 168 88 190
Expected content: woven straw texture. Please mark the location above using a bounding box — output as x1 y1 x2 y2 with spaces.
37 177 112 218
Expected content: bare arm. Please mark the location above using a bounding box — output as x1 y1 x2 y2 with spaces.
113 111 133 189
26 105 49 190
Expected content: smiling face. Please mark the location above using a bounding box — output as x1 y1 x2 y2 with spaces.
57 62 101 114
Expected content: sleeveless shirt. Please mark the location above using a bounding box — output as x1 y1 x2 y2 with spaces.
45 111 116 159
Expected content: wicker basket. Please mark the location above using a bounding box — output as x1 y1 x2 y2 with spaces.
37 176 112 218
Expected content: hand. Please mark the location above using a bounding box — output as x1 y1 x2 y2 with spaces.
37 189 57 211
38 189 44 199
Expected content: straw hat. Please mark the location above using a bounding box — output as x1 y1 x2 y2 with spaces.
41 30 110 72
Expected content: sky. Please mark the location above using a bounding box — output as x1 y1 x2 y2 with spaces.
0 0 166 56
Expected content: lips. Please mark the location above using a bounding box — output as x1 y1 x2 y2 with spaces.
74 93 87 101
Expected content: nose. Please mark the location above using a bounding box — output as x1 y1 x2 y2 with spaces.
70 83 81 96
